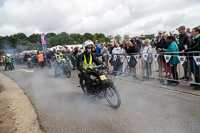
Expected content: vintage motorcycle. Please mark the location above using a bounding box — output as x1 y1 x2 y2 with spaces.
27 57 33 69
78 65 121 109
54 58 71 78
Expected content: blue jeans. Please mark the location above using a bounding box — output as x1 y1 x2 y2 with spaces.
145 62 152 78
171 64 178 83
190 58 200 86
113 59 123 75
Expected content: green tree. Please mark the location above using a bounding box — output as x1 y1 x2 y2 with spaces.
28 33 41 43
70 33 84 44
92 35 97 42
46 33 56 38
114 34 121 42
98 38 106 43
13 33 27 40
83 33 94 40
95 33 106 39
124 35 130 40
107 35 113 41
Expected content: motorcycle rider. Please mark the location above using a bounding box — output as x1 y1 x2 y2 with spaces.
11 55 15 70
77 40 105 94
27 53 33 68
4 54 12 71
54 49 64 77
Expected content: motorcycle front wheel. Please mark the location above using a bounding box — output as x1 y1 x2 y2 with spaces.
80 78 90 95
104 84 121 109
66 70 71 78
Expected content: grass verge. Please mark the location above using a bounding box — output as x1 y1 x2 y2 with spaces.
0 83 3 93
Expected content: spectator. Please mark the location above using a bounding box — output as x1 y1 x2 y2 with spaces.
71 46 74 51
162 33 171 78
159 36 179 86
125 40 138 79
62 48 67 55
92 45 96 54
109 43 115 54
155 31 165 49
77 47 84 56
71 47 78 70
38 51 45 69
24 53 28 64
112 41 125 76
99 43 109 73
141 39 153 79
131 38 140 53
31 51 38 65
155 31 165 77
94 41 101 56
66 48 72 57
187 28 191 36
176 26 192 81
46 49 52 69
66 48 72 68
182 27 200 90
108 42 115 73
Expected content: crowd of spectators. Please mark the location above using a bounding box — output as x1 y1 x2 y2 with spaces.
2 25 200 90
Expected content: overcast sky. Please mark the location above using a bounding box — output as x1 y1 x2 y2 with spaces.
0 0 200 37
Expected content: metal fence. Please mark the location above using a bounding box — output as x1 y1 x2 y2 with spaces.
103 51 200 86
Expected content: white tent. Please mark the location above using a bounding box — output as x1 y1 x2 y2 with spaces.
64 44 82 49
49 44 82 51
22 50 37 54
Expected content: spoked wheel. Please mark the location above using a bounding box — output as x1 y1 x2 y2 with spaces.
80 78 89 95
27 63 31 69
65 70 71 78
104 84 121 109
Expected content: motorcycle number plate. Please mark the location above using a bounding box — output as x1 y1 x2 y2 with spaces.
100 75 107 80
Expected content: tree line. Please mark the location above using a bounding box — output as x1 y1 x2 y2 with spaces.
0 31 155 55
0 32 126 54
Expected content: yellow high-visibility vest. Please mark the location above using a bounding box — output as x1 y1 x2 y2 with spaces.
83 54 93 69
55 53 63 63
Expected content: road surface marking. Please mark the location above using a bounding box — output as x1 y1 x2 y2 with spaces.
21 69 34 72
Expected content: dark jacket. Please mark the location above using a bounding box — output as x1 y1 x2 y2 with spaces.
162 39 170 49
178 32 191 51
46 51 52 60
77 51 103 71
185 34 200 58
125 45 137 54
155 36 166 50
109 46 115 54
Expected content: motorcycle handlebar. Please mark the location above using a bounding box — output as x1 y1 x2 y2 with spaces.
82 65 105 73
94 65 103 69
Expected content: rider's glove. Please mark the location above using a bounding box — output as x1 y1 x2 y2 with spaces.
102 65 107 69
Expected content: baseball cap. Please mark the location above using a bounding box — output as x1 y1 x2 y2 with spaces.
176 26 186 30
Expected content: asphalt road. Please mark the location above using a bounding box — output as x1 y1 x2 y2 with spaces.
1 65 200 133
